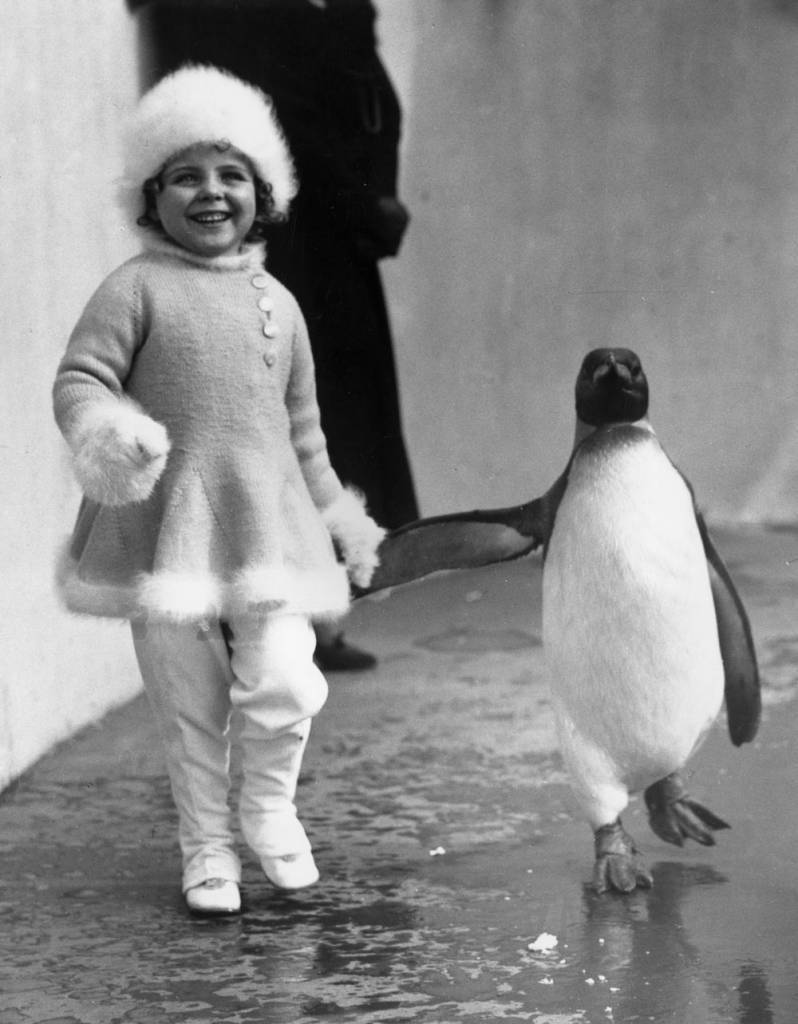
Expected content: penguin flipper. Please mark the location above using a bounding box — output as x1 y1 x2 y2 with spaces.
695 513 761 746
362 472 568 595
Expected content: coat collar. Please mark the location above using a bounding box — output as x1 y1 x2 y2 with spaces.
141 235 266 272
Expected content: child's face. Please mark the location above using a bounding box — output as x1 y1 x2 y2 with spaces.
154 143 257 258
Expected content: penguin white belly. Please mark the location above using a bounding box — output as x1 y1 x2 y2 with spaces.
542 429 724 828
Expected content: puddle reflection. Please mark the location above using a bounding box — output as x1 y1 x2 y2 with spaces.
577 860 775 1023
737 961 774 1024
224 883 425 1020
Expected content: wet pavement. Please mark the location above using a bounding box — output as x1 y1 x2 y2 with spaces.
2 526 798 1024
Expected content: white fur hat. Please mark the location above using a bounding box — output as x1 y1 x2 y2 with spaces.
117 64 297 230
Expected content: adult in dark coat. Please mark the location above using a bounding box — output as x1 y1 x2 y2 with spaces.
135 0 420 668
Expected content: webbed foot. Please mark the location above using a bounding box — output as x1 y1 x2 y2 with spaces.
644 772 730 847
593 819 653 894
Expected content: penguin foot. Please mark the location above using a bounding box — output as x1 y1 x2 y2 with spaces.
644 773 731 847
592 819 654 895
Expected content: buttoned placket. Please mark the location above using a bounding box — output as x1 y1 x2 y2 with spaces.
251 273 279 367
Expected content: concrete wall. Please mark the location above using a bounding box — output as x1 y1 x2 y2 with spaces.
0 1 143 789
381 0 798 522
4 0 798 786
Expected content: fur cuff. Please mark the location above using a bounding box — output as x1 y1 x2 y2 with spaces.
70 398 170 507
322 488 387 588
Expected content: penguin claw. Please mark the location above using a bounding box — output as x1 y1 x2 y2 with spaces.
593 820 654 895
652 797 730 847
644 774 731 848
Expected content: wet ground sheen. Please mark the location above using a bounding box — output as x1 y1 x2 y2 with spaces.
1 527 797 1023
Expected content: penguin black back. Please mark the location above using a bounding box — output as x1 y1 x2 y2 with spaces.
575 348 649 427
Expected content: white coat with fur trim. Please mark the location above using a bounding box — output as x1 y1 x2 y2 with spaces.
53 239 385 623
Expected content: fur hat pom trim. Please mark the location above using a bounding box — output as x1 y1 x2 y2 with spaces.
118 64 297 231
71 398 170 507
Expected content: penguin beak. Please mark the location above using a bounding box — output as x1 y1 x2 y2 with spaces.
593 354 632 386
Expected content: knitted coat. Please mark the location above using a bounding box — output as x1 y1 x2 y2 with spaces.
141 0 420 530
53 239 384 623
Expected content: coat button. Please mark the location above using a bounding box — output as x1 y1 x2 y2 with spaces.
258 296 274 312
264 352 276 367
251 274 269 288
263 323 278 338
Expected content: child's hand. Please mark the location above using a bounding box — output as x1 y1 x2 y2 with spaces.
70 398 171 507
322 488 387 589
340 512 386 589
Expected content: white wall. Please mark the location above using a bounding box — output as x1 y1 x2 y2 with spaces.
378 0 798 524
0 1 143 789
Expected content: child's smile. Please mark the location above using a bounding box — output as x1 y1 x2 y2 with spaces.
155 143 257 258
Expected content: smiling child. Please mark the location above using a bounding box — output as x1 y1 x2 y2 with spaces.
52 65 385 916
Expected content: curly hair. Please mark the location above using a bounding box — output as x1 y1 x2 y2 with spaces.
136 142 285 243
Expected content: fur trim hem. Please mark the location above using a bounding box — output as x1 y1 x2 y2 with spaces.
71 397 170 507
56 545 140 619
56 547 350 624
322 487 386 589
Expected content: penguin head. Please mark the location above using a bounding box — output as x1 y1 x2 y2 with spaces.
574 348 649 428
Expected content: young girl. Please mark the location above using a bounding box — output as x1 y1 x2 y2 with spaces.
52 65 385 916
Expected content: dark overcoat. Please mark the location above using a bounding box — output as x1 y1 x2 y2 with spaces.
137 0 420 529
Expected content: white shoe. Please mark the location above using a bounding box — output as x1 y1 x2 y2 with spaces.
185 878 241 915
262 851 320 890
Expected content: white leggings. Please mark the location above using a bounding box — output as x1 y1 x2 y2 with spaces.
131 614 329 891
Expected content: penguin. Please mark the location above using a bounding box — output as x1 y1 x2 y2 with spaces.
362 348 761 893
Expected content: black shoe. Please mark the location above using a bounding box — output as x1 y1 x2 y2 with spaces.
314 636 377 672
